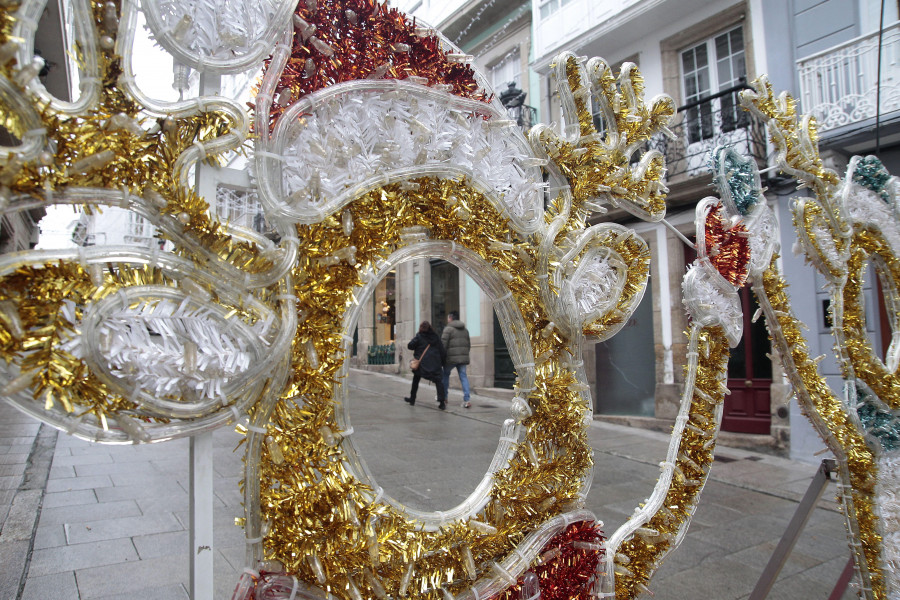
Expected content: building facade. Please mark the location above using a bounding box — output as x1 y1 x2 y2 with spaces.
355 0 535 392
386 0 898 461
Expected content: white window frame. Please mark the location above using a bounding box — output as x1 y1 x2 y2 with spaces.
680 24 747 144
215 186 267 233
490 48 522 91
539 0 574 20
127 211 149 239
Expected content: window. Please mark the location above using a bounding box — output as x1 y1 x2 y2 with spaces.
216 186 269 234
681 25 746 144
128 211 149 238
490 48 521 91
539 0 574 20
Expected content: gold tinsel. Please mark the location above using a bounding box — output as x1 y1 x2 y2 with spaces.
759 255 883 599
1 1 269 277
741 77 841 195
256 177 595 599
0 4 717 599
1 262 150 420
614 325 730 599
840 229 900 409
537 55 670 223
793 198 849 281
0 0 277 425
744 77 889 599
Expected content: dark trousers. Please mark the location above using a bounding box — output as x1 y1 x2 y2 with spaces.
409 371 446 402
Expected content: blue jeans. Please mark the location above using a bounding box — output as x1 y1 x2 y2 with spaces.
442 364 470 401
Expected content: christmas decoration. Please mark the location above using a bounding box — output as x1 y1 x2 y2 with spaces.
0 0 795 598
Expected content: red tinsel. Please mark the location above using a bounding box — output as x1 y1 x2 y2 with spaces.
258 0 490 128
494 520 606 600
705 203 750 287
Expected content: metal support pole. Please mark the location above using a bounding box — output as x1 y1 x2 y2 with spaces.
189 71 222 600
749 459 836 600
828 556 855 600
190 432 215 600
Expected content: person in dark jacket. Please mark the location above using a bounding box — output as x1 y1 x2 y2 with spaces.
404 321 447 409
440 311 472 408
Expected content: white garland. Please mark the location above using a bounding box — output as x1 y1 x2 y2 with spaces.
808 218 843 272
682 262 743 346
148 0 280 60
747 204 778 278
844 186 900 256
278 90 543 224
97 298 255 400
571 253 624 319
876 452 900 598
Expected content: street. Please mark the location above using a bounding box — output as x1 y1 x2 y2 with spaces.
0 368 854 599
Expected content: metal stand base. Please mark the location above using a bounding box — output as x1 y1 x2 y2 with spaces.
749 459 839 600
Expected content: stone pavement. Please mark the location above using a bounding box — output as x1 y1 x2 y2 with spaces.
0 368 855 599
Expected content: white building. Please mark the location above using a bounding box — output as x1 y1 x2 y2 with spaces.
392 0 898 461
355 0 536 392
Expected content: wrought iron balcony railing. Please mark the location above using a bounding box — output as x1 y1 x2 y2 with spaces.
797 21 900 133
507 103 538 131
647 82 768 184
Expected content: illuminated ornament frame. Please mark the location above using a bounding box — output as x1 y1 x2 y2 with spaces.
0 0 753 599
720 80 900 599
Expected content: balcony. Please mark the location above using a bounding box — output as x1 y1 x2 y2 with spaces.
647 82 768 187
499 82 538 131
507 103 538 130
797 21 900 134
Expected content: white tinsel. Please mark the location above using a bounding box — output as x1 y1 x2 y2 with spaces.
96 298 257 400
807 219 843 271
277 90 543 224
571 253 624 320
682 263 743 347
148 0 280 59
845 186 900 258
876 453 900 598
747 204 778 278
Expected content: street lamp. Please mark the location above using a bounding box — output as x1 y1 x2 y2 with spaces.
498 82 534 130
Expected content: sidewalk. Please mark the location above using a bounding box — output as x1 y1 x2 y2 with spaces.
0 368 854 599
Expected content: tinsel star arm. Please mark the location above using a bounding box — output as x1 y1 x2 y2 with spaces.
710 131 890 598
0 0 297 443
529 54 750 600
529 52 675 223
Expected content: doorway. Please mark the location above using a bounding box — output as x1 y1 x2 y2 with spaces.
492 311 515 389
429 260 459 338
724 287 772 433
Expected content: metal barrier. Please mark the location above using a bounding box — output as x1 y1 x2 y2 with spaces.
367 343 395 365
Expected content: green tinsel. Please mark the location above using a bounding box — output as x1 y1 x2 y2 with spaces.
852 156 892 203
855 383 900 452
710 145 759 216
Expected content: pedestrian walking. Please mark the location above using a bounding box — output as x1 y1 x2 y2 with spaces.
405 321 448 409
441 311 472 408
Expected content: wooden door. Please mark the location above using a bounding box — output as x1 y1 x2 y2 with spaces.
723 287 772 433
